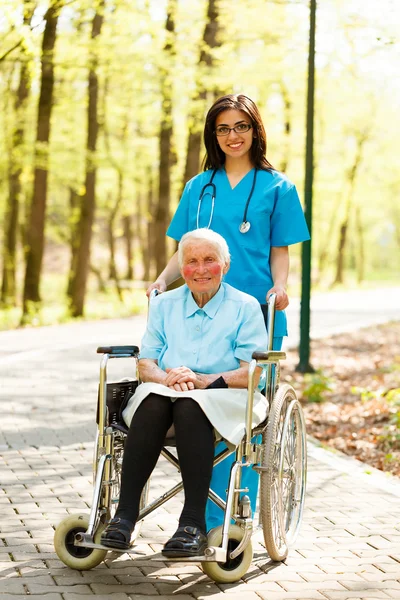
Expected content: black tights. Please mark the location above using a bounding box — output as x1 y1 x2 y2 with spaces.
115 393 214 533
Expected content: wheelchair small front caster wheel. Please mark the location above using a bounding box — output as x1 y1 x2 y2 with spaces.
201 524 253 583
54 514 107 570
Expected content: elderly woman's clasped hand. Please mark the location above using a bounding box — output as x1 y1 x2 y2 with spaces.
164 366 209 391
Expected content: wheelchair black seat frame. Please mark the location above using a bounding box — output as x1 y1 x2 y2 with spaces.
55 292 307 578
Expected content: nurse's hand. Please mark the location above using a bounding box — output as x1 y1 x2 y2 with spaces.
146 280 167 298
267 285 289 311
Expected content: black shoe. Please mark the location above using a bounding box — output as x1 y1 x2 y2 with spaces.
100 517 135 550
162 525 208 558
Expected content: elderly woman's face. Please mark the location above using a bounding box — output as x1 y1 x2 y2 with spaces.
181 241 227 300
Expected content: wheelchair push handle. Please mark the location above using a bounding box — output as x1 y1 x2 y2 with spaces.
96 345 139 357
265 292 277 351
149 288 161 300
252 350 286 362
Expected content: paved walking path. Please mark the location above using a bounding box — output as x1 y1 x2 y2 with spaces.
1 294 400 599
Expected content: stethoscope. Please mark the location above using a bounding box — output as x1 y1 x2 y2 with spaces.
196 168 258 234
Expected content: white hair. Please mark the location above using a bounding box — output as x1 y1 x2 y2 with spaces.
178 228 230 267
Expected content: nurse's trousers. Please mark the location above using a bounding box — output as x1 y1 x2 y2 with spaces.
205 335 283 531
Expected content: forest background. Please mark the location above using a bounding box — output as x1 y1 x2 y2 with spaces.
0 0 399 329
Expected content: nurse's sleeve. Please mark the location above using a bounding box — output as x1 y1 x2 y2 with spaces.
270 184 310 247
166 181 191 242
139 298 166 361
234 302 269 363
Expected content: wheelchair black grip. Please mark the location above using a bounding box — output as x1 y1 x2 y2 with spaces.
252 350 286 361
96 345 139 356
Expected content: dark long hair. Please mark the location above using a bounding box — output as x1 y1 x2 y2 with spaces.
202 94 275 172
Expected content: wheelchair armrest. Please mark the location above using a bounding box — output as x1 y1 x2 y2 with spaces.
252 350 286 363
96 345 139 357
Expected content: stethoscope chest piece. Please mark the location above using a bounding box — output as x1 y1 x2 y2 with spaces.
197 168 257 233
239 221 251 234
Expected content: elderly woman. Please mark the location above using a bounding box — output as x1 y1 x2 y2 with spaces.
101 229 268 557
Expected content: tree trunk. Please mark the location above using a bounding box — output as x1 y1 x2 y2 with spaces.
22 2 61 317
278 82 291 174
182 0 222 188
107 180 123 302
68 5 104 317
1 2 34 306
66 187 80 298
144 167 155 283
123 215 134 281
154 0 177 275
355 203 364 284
334 222 347 286
317 208 337 277
332 132 368 286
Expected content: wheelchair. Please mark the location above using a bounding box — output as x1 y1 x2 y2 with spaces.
54 294 307 583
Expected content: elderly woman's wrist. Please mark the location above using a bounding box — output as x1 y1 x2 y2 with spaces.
194 373 211 388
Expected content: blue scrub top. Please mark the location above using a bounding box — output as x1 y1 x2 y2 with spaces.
167 168 310 337
140 282 269 373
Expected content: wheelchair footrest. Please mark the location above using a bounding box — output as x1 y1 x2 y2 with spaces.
152 546 227 563
74 538 147 554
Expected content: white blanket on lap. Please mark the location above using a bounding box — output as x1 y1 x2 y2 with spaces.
122 382 268 450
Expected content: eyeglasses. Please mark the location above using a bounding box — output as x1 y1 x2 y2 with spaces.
215 123 252 137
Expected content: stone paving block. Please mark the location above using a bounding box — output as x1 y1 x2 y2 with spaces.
0 579 25 593
300 572 373 583
280 580 347 592
155 581 222 595
54 573 120 586
341 580 400 591
0 596 63 600
243 569 305 584
1 543 38 554
127 596 195 600
141 564 202 577
90 583 158 594
11 551 59 562
219 581 285 593
360 570 400 583
322 591 391 599
256 593 327 600
26 582 93 594
64 595 131 600
373 562 400 573
117 573 181 584
351 551 400 561
366 536 397 549
17 566 54 577
194 594 263 600
2 537 34 547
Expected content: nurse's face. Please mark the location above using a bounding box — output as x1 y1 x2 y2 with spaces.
215 109 254 161
180 240 229 307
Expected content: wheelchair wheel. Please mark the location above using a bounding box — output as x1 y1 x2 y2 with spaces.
92 430 149 543
105 434 149 543
54 514 107 570
260 383 307 561
201 525 253 583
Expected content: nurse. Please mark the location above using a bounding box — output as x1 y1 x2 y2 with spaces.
147 93 310 531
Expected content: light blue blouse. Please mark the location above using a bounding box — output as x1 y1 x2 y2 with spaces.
139 283 269 374
166 168 310 337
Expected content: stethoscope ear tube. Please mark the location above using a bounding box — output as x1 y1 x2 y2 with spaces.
197 171 217 230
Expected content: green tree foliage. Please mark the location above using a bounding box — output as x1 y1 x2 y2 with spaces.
0 0 399 324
